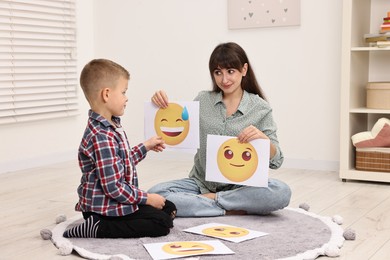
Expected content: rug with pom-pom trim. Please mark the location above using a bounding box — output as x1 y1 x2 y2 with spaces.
48 207 347 260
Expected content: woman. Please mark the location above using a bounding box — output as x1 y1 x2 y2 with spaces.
149 42 291 217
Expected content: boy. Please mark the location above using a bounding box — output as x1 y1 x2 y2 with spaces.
63 59 176 238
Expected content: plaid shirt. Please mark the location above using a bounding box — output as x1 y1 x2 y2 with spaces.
75 110 148 216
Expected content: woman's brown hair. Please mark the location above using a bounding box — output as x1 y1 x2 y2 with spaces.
208 42 267 100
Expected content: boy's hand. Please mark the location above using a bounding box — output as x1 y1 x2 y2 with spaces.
144 136 166 152
146 193 166 209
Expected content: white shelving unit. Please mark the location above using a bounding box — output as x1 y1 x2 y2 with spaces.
340 0 390 182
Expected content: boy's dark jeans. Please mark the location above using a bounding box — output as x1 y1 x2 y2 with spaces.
82 200 176 238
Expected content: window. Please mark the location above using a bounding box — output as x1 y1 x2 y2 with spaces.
0 0 78 124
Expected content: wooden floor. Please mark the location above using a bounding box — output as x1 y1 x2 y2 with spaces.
1 158 390 260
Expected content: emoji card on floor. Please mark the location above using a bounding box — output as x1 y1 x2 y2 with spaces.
143 240 234 260
205 134 270 187
183 223 268 243
144 101 199 149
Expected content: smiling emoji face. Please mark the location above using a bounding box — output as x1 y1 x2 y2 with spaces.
202 226 250 238
154 103 190 145
217 138 258 182
162 241 214 256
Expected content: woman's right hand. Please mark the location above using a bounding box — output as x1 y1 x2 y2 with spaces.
151 90 169 108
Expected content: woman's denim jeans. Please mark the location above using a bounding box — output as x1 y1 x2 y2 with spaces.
148 178 291 217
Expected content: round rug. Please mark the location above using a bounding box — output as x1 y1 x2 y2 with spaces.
50 207 344 260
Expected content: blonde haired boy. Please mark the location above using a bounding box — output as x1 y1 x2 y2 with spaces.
63 59 176 238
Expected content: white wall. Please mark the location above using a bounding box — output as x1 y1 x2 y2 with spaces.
93 0 342 171
0 0 342 174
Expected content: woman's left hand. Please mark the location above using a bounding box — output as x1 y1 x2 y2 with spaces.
237 125 268 143
237 125 276 158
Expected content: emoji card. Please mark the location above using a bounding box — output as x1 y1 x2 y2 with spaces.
144 101 199 149
205 135 270 187
184 223 268 243
143 240 234 260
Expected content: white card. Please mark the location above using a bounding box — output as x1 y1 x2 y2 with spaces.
143 240 234 260
144 101 199 149
205 134 270 187
184 222 268 243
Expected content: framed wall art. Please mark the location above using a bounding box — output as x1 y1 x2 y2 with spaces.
228 0 301 29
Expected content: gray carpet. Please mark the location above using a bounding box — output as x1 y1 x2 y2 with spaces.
51 207 344 260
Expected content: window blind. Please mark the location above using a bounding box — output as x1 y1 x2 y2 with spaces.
0 0 78 124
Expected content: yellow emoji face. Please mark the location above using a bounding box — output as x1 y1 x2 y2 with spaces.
202 226 250 238
217 138 258 182
162 241 214 256
154 103 190 145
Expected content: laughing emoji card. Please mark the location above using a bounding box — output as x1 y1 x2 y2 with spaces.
144 101 199 149
205 134 270 187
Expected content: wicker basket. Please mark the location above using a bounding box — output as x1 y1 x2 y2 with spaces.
355 148 390 172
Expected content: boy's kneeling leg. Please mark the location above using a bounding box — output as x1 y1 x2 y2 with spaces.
98 216 171 238
97 206 174 238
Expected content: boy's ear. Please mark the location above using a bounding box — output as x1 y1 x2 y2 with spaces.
101 88 110 102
